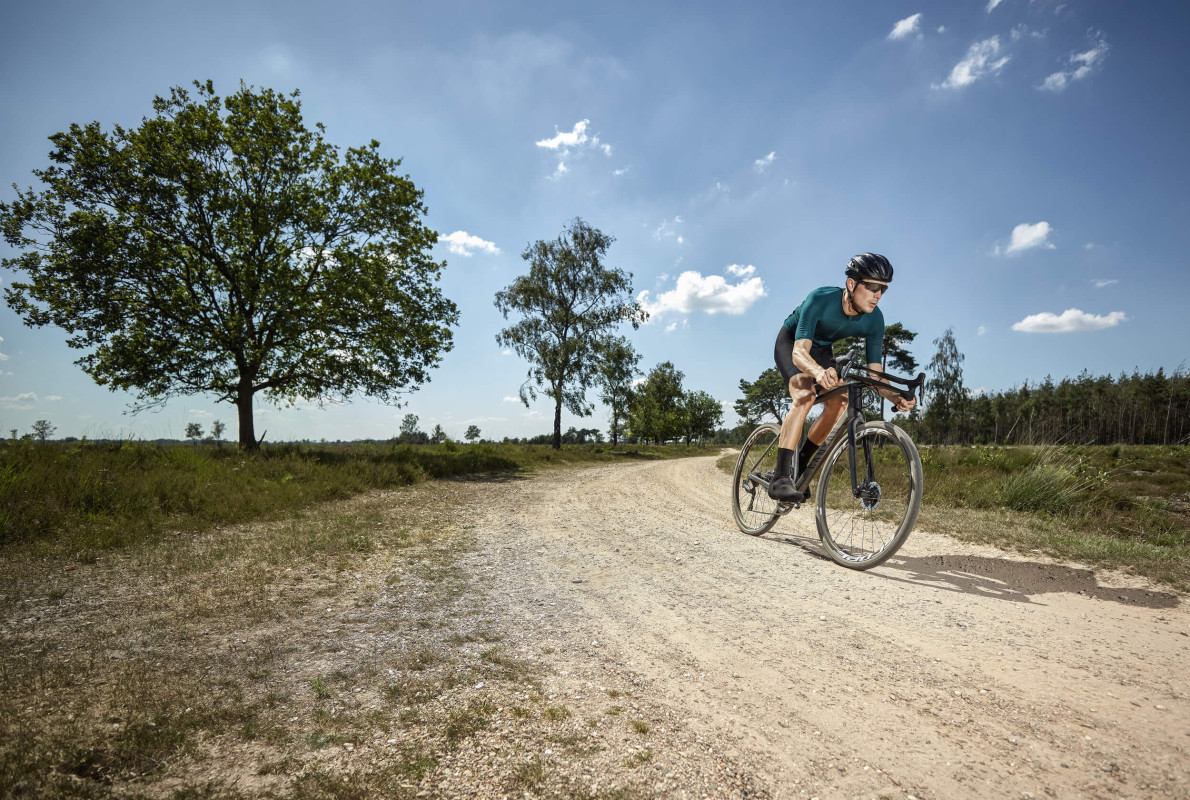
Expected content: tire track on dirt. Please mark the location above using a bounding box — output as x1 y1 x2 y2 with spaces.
471 455 1190 799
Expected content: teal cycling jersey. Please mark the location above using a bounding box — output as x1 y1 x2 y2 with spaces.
782 286 884 365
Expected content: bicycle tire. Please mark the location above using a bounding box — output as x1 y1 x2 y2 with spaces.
731 423 786 536
813 421 922 569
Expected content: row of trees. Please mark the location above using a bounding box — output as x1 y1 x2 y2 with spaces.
914 329 1190 445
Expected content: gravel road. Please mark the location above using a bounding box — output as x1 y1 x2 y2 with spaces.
467 453 1189 799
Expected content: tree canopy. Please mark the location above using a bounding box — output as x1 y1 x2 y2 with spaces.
1 80 458 449
495 218 646 449
734 367 790 425
595 336 641 446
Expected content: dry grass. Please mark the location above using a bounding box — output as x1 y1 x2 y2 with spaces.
0 474 659 798
720 443 1190 591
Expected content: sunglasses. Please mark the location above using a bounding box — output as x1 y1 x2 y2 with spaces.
857 280 888 294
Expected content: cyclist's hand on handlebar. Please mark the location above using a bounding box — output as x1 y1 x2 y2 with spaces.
892 394 916 413
816 367 841 391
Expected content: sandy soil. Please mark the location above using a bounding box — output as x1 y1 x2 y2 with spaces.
467 454 1190 799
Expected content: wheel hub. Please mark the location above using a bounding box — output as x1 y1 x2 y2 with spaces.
858 480 882 511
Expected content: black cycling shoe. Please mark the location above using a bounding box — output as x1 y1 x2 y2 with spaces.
767 475 802 502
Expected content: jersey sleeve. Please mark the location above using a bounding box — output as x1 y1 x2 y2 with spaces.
865 307 885 365
793 290 831 342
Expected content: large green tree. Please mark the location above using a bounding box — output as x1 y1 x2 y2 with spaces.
495 218 646 449
1 80 458 449
734 367 790 425
628 361 686 444
595 335 641 446
681 390 724 445
924 326 967 443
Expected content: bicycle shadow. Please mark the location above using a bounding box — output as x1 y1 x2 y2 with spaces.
773 534 1180 609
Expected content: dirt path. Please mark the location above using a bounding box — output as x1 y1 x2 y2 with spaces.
469 454 1190 799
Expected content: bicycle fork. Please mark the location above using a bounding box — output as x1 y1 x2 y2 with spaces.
845 383 875 498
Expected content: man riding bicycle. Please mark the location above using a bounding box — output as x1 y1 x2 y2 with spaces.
768 253 916 501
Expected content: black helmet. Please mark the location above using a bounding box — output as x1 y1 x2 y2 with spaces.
845 253 893 282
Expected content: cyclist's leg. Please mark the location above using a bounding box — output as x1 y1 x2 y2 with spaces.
778 374 815 450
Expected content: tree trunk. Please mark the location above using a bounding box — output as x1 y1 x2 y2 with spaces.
237 378 258 451
553 396 563 449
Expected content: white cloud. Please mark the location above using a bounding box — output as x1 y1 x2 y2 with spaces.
1091 278 1118 288
440 230 500 257
46 395 62 402
1040 34 1109 91
937 25 947 34
536 119 590 150
996 221 1056 256
653 216 684 243
888 13 923 41
613 167 629 176
502 396 520 403
934 36 1011 90
535 119 614 178
1 392 37 411
638 270 766 319
664 321 678 333
1012 308 1127 333
0 335 7 362
977 325 987 336
753 151 776 172
726 264 756 277
986 0 1004 12
501 349 512 356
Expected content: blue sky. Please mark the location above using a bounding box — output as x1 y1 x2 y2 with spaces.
2 0 1188 441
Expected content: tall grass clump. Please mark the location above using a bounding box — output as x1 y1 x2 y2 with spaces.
999 448 1102 515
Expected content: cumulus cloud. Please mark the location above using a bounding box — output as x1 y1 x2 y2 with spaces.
1 392 37 411
995 221 1056 256
1012 309 1127 333
888 13 923 40
986 0 1004 12
502 396 520 403
440 231 500 257
934 36 1010 90
1092 278 1118 288
637 270 766 319
1040 33 1109 91
0 335 8 362
977 325 987 336
46 395 62 402
753 151 776 172
726 264 756 277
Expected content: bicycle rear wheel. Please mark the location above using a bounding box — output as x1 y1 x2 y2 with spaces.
732 423 786 536
814 421 922 569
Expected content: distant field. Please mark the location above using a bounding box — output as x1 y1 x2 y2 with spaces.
718 443 1190 591
0 439 719 558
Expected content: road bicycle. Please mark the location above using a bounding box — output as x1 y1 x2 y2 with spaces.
731 346 926 570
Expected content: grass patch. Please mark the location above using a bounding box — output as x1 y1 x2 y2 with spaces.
721 442 1190 590
0 439 717 558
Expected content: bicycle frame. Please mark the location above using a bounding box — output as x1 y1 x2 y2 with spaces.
745 348 924 505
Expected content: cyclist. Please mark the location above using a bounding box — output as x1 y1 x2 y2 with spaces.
768 253 916 501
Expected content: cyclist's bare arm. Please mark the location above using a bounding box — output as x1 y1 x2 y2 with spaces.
866 363 917 412
791 339 842 390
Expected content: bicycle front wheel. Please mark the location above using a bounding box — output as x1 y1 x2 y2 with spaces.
731 423 785 536
814 421 922 569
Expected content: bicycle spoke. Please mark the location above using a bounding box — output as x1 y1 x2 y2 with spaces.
815 423 921 569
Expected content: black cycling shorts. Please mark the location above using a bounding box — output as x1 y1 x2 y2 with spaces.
774 325 835 387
